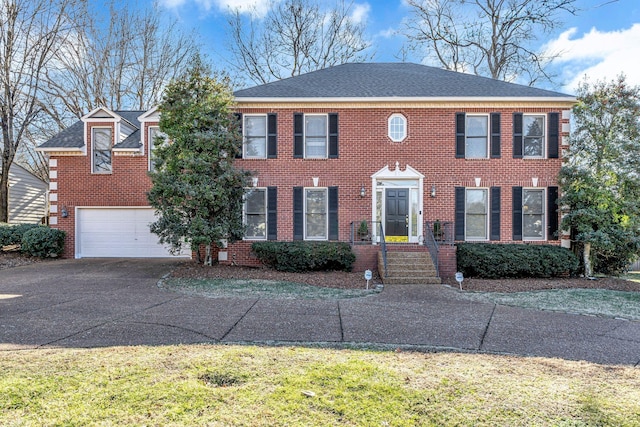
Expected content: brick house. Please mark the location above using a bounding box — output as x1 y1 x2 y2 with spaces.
38 63 575 279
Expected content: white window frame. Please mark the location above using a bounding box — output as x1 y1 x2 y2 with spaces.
304 187 328 240
523 114 546 159
243 114 268 159
148 126 164 171
465 188 489 241
243 187 268 240
91 127 113 174
522 188 546 241
388 113 407 142
465 114 489 159
304 114 328 159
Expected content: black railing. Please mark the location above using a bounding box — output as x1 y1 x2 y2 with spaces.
423 221 454 278
378 221 388 278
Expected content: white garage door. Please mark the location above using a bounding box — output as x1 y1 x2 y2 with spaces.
76 208 190 258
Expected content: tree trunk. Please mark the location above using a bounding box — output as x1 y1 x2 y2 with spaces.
0 160 10 223
583 242 592 278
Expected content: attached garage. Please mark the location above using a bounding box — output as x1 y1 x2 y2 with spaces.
76 208 190 258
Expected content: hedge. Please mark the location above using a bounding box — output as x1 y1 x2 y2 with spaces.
456 243 579 279
251 241 356 272
0 223 40 246
21 226 66 258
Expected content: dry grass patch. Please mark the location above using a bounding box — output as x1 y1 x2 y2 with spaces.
1 345 639 426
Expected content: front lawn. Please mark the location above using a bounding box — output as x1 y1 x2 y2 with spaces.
1 345 639 426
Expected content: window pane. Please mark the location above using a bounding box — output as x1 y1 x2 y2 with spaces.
93 128 111 150
389 115 406 141
466 137 488 158
93 150 112 172
524 137 543 156
523 215 543 239
245 189 266 214
466 116 487 136
244 116 266 158
466 214 487 239
306 189 326 213
305 116 326 136
523 189 544 239
523 115 544 157
466 189 487 214
93 128 112 173
524 116 544 137
523 190 543 214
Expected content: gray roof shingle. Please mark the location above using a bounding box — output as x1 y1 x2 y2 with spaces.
234 62 573 99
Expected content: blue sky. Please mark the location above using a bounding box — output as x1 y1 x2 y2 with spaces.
156 0 640 93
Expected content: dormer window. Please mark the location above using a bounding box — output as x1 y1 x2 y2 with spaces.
92 127 112 173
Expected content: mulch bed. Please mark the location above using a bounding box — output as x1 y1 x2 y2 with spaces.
170 262 640 293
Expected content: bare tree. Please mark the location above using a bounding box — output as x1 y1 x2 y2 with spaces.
0 0 81 222
227 0 373 85
404 0 577 85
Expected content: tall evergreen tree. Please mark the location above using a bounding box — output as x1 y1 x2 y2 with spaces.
560 75 640 276
147 56 251 263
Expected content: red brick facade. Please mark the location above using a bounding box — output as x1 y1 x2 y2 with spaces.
44 101 572 277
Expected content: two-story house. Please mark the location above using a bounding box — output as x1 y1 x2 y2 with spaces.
37 63 575 278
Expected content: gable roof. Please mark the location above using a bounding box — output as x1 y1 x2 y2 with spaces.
38 110 145 150
234 62 573 101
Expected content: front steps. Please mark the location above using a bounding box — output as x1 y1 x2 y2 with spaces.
377 250 441 285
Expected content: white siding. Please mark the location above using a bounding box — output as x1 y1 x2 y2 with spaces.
6 163 48 224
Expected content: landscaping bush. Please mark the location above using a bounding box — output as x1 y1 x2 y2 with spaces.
456 243 579 279
21 226 66 258
0 223 40 246
251 241 356 272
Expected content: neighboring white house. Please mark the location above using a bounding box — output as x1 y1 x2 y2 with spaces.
0 160 48 224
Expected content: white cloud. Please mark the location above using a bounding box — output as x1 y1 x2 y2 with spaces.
350 3 370 24
159 0 272 17
544 24 640 91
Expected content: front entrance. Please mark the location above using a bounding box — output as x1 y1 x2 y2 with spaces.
385 188 409 239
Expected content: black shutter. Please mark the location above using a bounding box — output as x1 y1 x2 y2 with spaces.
328 113 338 158
455 187 465 240
293 187 303 240
293 113 304 158
490 112 501 158
455 112 466 158
512 186 523 240
547 112 559 159
490 186 501 241
235 113 243 159
267 113 277 159
267 186 277 240
547 186 559 240
513 113 523 158
328 186 338 240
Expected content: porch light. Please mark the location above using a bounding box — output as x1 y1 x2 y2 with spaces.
430 184 436 198
360 185 366 197
61 206 68 218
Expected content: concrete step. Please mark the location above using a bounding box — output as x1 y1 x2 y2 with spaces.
382 276 442 285
378 250 440 285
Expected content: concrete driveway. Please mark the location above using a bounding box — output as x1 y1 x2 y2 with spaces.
1 258 639 366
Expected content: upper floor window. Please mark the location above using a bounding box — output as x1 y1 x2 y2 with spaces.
388 114 407 142
148 126 162 171
92 127 112 174
523 115 545 158
465 115 488 158
243 115 267 158
294 113 338 159
456 112 501 159
243 188 267 240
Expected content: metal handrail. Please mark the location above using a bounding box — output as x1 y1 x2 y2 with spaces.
423 223 440 278
378 221 388 278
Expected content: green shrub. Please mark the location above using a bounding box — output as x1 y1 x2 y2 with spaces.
456 243 579 279
251 241 356 272
0 223 40 246
21 226 66 258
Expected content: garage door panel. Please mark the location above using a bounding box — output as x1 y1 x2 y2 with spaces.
77 208 190 258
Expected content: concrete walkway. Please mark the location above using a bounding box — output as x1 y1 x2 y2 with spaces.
1 258 639 366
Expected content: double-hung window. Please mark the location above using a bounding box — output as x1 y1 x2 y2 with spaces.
305 188 328 240
92 127 112 174
148 126 166 171
304 115 328 158
523 115 545 158
465 115 489 158
465 188 488 240
244 188 267 240
243 115 267 158
522 189 544 240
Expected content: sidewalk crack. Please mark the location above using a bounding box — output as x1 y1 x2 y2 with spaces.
479 304 496 351
220 298 260 341
337 301 344 342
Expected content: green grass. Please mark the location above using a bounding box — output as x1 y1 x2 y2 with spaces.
161 278 379 299
461 289 640 320
1 345 639 426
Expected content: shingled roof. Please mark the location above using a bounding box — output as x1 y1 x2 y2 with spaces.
38 110 145 150
234 62 573 100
